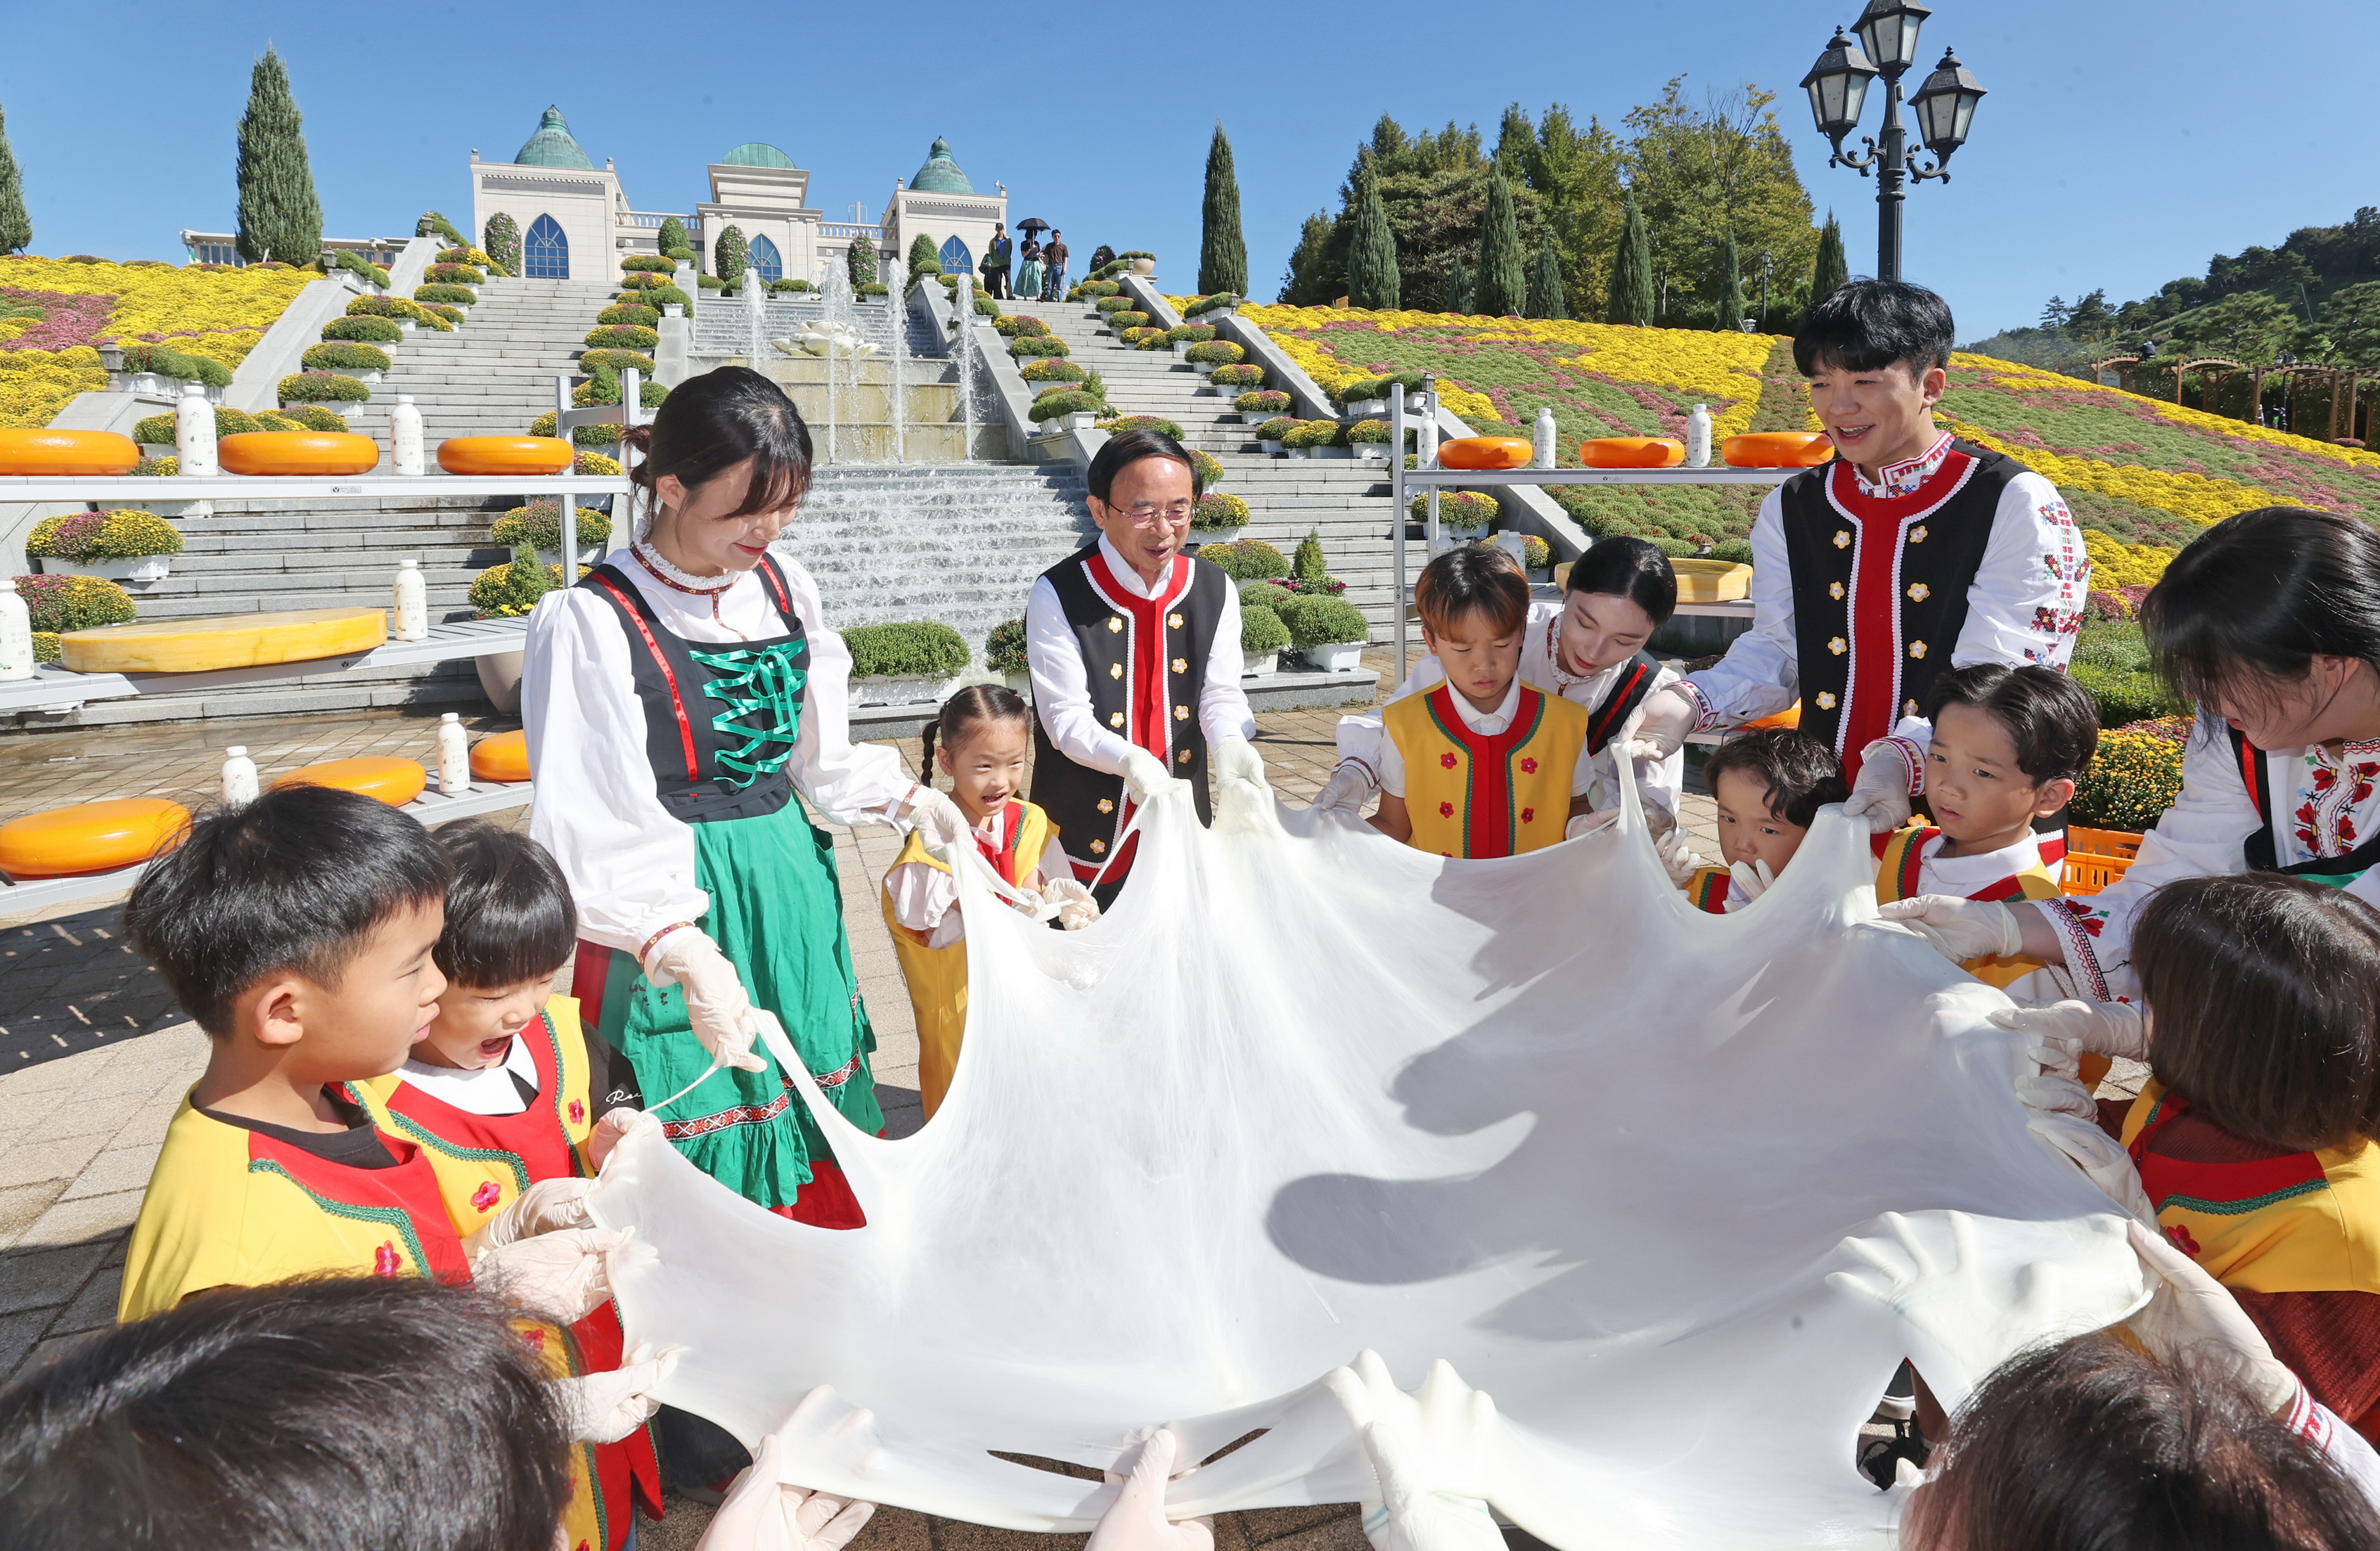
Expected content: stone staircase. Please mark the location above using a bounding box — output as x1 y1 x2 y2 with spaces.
368 276 620 445
1019 300 1401 641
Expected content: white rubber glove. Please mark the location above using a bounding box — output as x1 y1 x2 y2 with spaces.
1564 808 1619 841
2026 1110 2158 1222
648 929 768 1074
461 1176 596 1262
1211 735 1266 790
1874 894 2022 963
699 1428 880 1551
1620 684 1697 762
2124 1218 2298 1415
903 785 971 850
1119 747 1175 806
1841 739 1916 833
1042 876 1100 931
1312 763 1375 813
1653 825 1704 887
1989 999 2149 1062
555 1341 681 1443
1728 858 1776 901
475 1225 626 1323
1088 1429 1214 1551
588 1106 659 1173
1323 1351 1506 1551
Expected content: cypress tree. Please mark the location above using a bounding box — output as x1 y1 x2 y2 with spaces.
657 215 688 255
1198 123 1248 297
1524 236 1568 320
1605 198 1654 326
1446 255 1477 315
1346 184 1400 310
714 225 747 290
1810 212 1849 305
1474 170 1526 317
0 104 28 256
908 231 941 278
1713 231 1746 332
235 49 323 266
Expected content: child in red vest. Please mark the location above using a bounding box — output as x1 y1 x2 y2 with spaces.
1678 729 1850 913
1372 546 1596 858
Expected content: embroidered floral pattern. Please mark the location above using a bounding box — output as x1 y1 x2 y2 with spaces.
1851 432 1955 498
1440 752 1459 768
1815 691 1837 710
373 1242 401 1278
2164 1222 2201 1257
1832 530 1851 550
1908 641 1928 659
1520 757 1538 773
2293 744 2380 856
1906 583 1930 602
1828 637 1847 655
1829 581 1845 600
1910 525 1929 543
1439 802 1455 818
470 1180 501 1214
1521 807 1536 823
568 1099 585 1124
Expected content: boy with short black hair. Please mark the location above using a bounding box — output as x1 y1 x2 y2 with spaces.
1679 728 1851 913
1371 546 1596 857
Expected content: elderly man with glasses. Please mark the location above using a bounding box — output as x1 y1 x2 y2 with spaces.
1025 428 1261 904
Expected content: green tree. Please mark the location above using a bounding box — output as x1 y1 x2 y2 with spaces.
1199 124 1248 296
1294 529 1328 586
1446 255 1476 314
1623 79 1815 325
1606 198 1654 325
1279 212 1336 304
1517 103 1626 319
1312 119 1550 314
714 225 748 290
0 104 28 255
235 48 323 265
657 215 688 255
1810 212 1848 304
1474 169 1526 316
2319 281 2380 369
1712 230 1745 331
2170 290 2294 367
1526 236 1569 319
1493 102 1535 178
1346 180 1401 309
907 231 941 278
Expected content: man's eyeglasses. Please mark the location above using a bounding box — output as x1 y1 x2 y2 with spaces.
1120 501 1195 528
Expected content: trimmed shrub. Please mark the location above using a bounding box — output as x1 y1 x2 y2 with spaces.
1095 295 1134 314
1119 328 1167 349
276 404 350 432
1030 390 1103 422
413 283 477 305
416 302 464 326
1331 375 1387 408
1188 449 1224 487
1408 489 1500 527
842 621 969 678
491 500 609 555
1292 529 1328 586
1184 292 1240 317
32 633 60 663
1008 335 1071 358
1192 492 1250 529
972 292 998 316
418 211 468 246
1197 539 1289 581
321 314 401 343
117 345 233 387
1255 415 1301 442
576 451 622 475
1208 364 1265 388
662 247 695 265
1346 418 1391 444
1095 415 1185 439
697 273 727 290
1164 325 1218 345
1109 311 1151 331
2071 719 2189 830
129 457 179 476
470 546 567 619
1240 579 1297 612
637 285 690 311
598 303 660 328
714 225 748 289
27 509 184 561
579 349 658 375
1237 390 1293 415
333 251 391 289
347 295 425 321
426 262 485 285
277 371 369 404
1283 420 1344 449
437 245 494 267
1521 534 1552 571
993 314 1051 337
571 368 668 410
619 271 671 291
528 411 620 447
14 573 137 632
1019 359 1086 384
1708 538 1754 565
1240 603 1289 654
134 406 262 445
586 324 660 351
986 618 1029 676
301 341 391 373
771 277 814 293
1275 593 1370 648
622 255 677 273
1185 340 1246 366
908 232 941 278
483 213 522 274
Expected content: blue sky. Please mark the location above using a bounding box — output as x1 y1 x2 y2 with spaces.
5 1 2374 337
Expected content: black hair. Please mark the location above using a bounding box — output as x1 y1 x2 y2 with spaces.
431 820 576 989
1792 278 1955 377
920 684 1033 781
1702 728 1850 827
2142 506 2380 716
1921 663 2100 785
2134 873 2380 1153
1904 1333 2380 1551
1415 543 1529 639
122 785 451 1038
622 364 814 529
1564 535 1676 626
1086 427 1202 506
0 1275 573 1551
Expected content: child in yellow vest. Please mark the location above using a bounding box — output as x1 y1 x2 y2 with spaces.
1372 545 1595 858
882 686 1098 1118
1678 729 1851 912
2007 873 2380 1441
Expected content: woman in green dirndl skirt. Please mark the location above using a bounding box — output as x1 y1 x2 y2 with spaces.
523 368 970 1223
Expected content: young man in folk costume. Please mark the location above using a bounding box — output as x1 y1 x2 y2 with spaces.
1626 281 2090 850
1025 429 1261 907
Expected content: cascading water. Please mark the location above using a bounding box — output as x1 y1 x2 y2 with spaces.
887 271 908 465
819 265 854 464
953 273 978 463
743 268 768 367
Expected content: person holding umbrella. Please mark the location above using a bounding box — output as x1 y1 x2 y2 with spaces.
1016 234 1043 309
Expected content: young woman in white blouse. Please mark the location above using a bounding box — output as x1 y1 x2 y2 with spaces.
522 367 967 1222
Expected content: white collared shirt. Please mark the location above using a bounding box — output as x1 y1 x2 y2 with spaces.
1377 676 1597 799
397 1029 541 1118
1023 534 1255 774
1915 827 2048 900
886 804 1075 948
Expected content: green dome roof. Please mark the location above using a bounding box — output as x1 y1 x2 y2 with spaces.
721 142 797 169
908 136 974 195
515 106 593 169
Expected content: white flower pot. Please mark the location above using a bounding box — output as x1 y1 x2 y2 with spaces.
1062 411 1098 430
397 318 418 332
849 673 957 708
1349 398 1387 417
1129 258 1156 276
1314 446 1354 459
1286 446 1311 459
1003 670 1033 697
1259 439 1284 453
477 650 525 714
1302 641 1365 673
1172 343 1191 360
1406 393 1429 412
1191 361 1216 375
1354 444 1389 462
1242 650 1280 679
1444 524 1491 543
39 555 172 583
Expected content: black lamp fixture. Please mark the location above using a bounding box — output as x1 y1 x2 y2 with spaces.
1801 0 1986 282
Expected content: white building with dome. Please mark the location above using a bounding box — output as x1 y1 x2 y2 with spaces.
463 109 1007 287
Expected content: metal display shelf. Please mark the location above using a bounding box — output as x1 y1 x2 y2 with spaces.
0 475 633 501
0 779 535 918
4 619 532 714
1399 466 1799 488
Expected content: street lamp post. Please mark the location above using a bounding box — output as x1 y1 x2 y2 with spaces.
1799 1 1988 282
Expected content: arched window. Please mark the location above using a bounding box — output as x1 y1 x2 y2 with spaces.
749 235 783 285
938 235 972 275
524 215 569 279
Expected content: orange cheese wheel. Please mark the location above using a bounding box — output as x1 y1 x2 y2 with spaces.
0 428 141 476
1436 437 1533 470
271 757 427 807
218 430 380 475
469 729 532 783
439 436 574 475
1740 702 1802 731
1578 437 1685 469
0 797 188 878
1721 432 1834 468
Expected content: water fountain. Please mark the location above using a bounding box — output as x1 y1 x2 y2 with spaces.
887 269 908 465
742 266 768 366
953 273 978 462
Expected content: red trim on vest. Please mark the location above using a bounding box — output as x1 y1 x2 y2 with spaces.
1688 870 1732 914
381 1010 578 1185
1967 875 2033 903
587 574 698 783
1075 551 1193 884
1586 659 1649 754
1823 451 1982 775
1424 683 1545 859
1893 826 1938 901
247 1129 473 1285
2129 1090 2329 1211
976 800 1026 886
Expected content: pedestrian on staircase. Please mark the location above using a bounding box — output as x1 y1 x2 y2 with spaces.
1015 236 1043 310
1043 231 1068 301
980 223 1012 300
